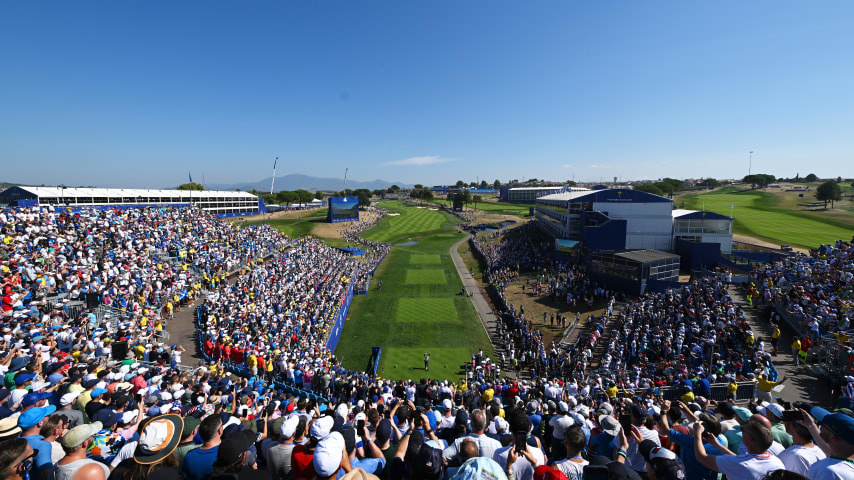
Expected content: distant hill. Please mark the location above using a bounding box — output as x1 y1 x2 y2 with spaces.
206 174 412 192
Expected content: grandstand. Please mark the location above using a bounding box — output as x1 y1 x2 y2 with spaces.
499 185 589 203
0 185 266 217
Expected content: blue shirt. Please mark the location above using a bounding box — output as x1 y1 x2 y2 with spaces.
587 432 618 460
182 445 219 480
22 434 54 472
338 457 386 478
670 430 722 480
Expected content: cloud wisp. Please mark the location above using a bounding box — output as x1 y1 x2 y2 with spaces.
384 155 453 166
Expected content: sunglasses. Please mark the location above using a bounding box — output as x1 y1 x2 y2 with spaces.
16 451 36 473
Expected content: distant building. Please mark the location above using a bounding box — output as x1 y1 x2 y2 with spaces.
0 185 266 217
499 186 589 203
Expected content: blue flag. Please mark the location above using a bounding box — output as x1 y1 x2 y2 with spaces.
189 172 193 183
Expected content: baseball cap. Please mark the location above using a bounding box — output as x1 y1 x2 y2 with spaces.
455 409 469 427
216 429 257 466
281 416 300 438
764 404 784 419
733 407 752 422
21 391 52 408
310 416 334 440
640 440 686 480
314 431 345 477
455 457 508 480
18 405 57 429
14 372 35 385
375 419 392 444
61 421 103 448
442 399 453 411
822 413 854 445
60 390 82 406
533 466 568 480
416 444 443 477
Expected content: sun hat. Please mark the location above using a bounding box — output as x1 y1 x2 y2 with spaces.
0 416 22 440
61 421 103 448
216 428 257 466
314 431 346 477
134 414 184 464
598 415 621 437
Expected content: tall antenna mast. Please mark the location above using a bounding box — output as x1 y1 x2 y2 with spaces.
270 156 278 195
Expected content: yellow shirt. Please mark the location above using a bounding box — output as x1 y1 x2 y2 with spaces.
482 388 494 403
772 327 781 340
758 378 780 392
247 355 258 367
727 382 738 395
792 339 801 350
606 386 618 399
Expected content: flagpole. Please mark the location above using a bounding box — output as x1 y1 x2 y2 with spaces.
271 157 278 195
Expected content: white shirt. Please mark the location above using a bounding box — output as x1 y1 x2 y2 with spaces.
626 426 660 471
716 452 785 480
443 433 502 462
553 458 588 480
493 445 546 480
778 444 826 475
739 440 784 456
807 457 854 480
549 414 574 441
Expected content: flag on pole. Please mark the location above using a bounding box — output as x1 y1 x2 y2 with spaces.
189 172 193 183
273 157 277 170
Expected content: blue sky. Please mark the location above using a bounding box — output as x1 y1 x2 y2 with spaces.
1 1 852 188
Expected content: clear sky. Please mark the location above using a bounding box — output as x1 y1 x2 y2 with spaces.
1 1 852 188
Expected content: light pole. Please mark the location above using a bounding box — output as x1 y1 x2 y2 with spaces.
748 150 753 177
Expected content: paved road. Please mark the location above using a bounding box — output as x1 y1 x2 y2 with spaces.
449 233 516 379
728 284 831 406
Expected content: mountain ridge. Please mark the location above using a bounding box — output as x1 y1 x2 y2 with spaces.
204 174 412 192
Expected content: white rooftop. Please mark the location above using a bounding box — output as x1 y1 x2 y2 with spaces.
11 185 257 199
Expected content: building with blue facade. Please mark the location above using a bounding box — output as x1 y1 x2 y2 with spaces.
535 189 675 250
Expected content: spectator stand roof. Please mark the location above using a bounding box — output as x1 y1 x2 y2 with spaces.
0 185 258 199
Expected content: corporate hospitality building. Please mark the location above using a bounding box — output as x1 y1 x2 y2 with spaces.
0 185 266 217
499 186 590 203
535 188 734 292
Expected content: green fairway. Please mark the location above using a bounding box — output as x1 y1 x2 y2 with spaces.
335 201 494 381
432 198 530 216
362 203 451 244
680 189 854 249
409 254 441 264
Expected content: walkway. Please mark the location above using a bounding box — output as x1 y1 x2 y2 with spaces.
449 233 515 379
727 284 831 406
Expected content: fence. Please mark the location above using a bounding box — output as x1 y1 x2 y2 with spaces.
325 270 357 352
611 381 757 404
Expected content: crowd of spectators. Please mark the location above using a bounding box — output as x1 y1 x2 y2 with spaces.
752 238 854 340
3 204 854 480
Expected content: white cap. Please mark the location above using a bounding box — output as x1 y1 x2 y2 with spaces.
493 416 509 434
30 381 50 391
442 399 453 410
60 390 82 406
313 432 345 477
310 416 334 439
281 416 300 439
335 403 349 421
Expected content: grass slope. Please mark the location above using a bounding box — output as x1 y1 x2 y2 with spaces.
432 198 531 216
335 201 494 381
680 189 854 249
244 209 327 238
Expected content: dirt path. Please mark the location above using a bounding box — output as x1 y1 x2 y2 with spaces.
732 233 809 254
